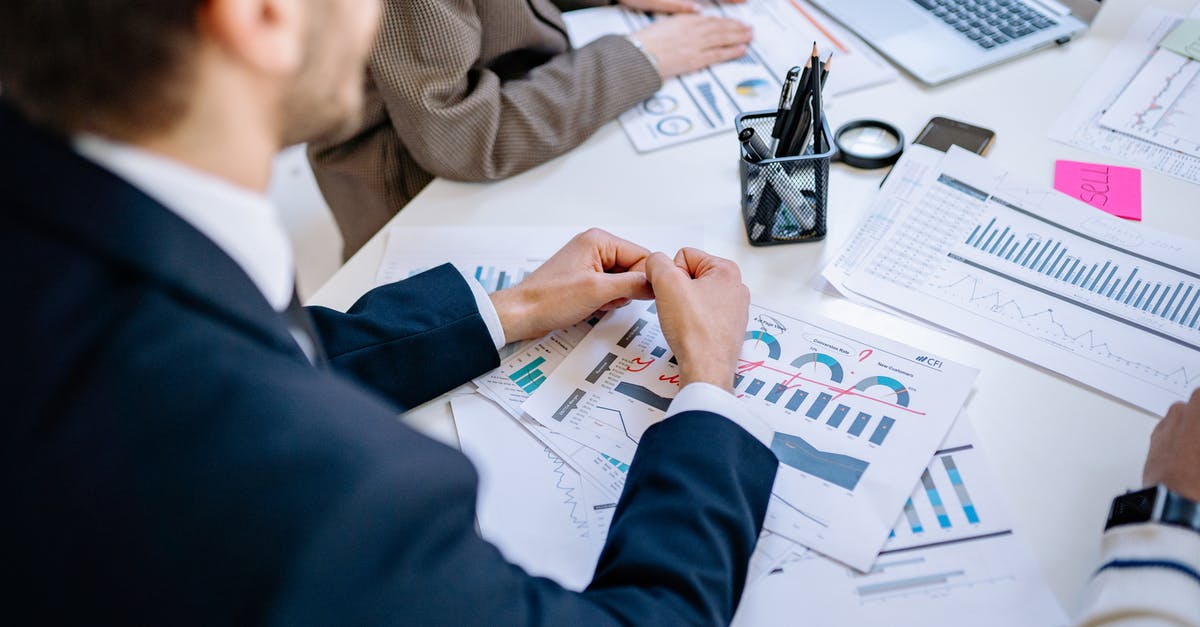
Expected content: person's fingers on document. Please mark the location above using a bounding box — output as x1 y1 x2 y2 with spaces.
633 15 752 79
647 250 749 391
1144 387 1200 501
576 228 652 274
490 230 652 341
619 0 701 15
673 246 739 283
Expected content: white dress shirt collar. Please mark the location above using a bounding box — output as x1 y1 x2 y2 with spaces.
73 135 295 312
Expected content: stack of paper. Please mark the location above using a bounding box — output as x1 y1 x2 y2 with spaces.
378 224 1065 622
564 0 895 153
824 146 1200 416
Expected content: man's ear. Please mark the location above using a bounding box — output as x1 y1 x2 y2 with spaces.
199 0 305 76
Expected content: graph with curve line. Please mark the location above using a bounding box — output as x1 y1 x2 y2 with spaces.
833 146 1200 415
521 301 977 571
1100 46 1200 158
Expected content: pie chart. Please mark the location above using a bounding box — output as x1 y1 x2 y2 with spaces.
735 78 772 98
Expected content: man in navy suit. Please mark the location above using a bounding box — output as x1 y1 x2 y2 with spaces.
0 1 777 624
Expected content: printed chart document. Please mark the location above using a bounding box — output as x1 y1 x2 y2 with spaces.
1099 44 1200 159
452 393 610 591
827 146 1200 416
521 302 977 570
1050 7 1200 184
732 417 1067 627
564 0 895 153
452 391 805 591
474 317 630 501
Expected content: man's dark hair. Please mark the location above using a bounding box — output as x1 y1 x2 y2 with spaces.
0 2 202 137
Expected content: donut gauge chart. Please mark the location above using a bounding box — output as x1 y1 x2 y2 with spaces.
744 330 782 359
851 375 911 407
790 352 845 383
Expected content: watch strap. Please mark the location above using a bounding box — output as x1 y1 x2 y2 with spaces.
1106 485 1200 534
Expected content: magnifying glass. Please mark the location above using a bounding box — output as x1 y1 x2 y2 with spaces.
832 120 905 169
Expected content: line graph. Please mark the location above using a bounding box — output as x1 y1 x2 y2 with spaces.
545 448 590 531
934 273 1200 391
1100 47 1200 157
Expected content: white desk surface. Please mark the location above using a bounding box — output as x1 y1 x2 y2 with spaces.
310 0 1199 615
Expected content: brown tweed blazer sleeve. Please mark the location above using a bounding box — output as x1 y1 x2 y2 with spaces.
370 0 661 181
309 0 662 257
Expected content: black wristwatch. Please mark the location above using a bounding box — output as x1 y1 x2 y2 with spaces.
1105 485 1200 533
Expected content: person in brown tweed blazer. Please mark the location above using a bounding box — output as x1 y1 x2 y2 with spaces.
308 0 753 257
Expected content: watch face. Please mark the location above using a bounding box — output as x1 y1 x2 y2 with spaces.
1107 486 1160 529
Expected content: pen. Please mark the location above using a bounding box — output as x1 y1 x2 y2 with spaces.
769 66 803 153
774 43 817 158
740 128 772 163
809 49 825 154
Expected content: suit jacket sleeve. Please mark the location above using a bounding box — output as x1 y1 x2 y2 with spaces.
270 410 778 626
369 0 662 182
305 264 499 409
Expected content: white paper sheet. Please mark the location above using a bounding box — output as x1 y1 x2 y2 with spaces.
521 301 978 571
1098 46 1200 158
564 0 895 153
1049 7 1200 184
452 394 609 591
452 393 806 591
732 416 1068 627
828 146 1200 415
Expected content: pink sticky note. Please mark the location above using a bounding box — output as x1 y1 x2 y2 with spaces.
1053 160 1142 221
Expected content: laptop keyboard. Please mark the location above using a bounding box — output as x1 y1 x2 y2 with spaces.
912 0 1058 49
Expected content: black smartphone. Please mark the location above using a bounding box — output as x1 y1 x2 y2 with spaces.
914 116 995 155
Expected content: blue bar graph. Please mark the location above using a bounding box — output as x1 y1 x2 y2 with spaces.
765 383 787 404
942 456 980 524
806 392 832 419
746 379 766 396
848 412 871 437
508 356 547 394
785 389 809 412
902 498 924 534
964 218 1200 330
827 404 851 428
920 470 952 529
869 416 895 445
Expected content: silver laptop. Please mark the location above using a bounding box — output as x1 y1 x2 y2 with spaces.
809 0 1103 85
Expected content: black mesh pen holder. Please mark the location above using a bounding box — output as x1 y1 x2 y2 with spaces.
736 111 832 246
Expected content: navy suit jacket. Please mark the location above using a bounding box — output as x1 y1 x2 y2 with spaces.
0 103 778 626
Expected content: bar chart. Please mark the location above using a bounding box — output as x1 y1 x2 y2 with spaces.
963 214 1200 332
508 356 548 394
734 372 900 448
472 265 532 292
882 442 1012 554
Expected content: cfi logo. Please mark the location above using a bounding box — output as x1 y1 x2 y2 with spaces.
915 355 943 369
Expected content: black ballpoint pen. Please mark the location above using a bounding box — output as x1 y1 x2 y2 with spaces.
769 66 802 154
740 127 772 163
775 42 817 158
